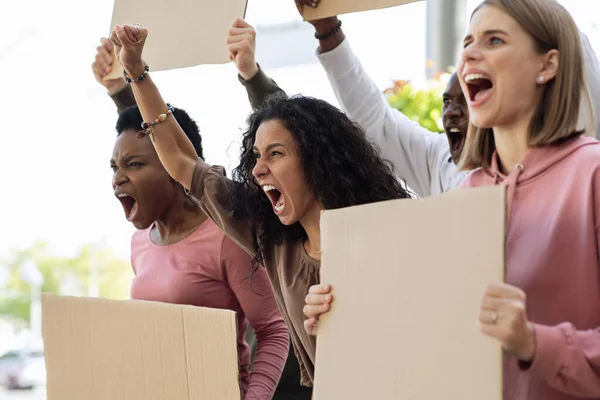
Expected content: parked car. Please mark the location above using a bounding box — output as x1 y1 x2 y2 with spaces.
0 347 46 390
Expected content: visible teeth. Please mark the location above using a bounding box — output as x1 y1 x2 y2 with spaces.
449 128 460 133
274 204 284 212
465 73 489 83
262 185 277 192
117 193 130 198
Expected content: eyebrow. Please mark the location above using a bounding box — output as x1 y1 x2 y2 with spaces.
253 143 285 152
463 29 509 43
110 154 143 164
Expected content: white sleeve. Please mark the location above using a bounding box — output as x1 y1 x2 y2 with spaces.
580 31 600 139
317 38 445 198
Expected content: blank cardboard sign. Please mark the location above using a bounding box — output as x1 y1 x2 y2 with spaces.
313 185 505 399
302 0 422 20
42 295 240 400
104 0 248 80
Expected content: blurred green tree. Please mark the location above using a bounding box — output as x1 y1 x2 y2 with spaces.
0 241 132 324
384 71 452 133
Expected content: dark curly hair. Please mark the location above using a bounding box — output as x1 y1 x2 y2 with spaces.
230 95 412 263
116 104 204 159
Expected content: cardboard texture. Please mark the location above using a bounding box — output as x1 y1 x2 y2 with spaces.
105 0 248 80
302 0 422 20
313 185 506 399
42 295 241 400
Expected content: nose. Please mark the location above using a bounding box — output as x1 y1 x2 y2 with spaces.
444 102 463 120
252 158 269 180
460 41 483 65
112 168 128 188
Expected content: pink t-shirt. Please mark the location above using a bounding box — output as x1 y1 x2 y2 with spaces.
130 218 289 399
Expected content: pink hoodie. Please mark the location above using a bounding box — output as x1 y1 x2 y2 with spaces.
460 136 600 400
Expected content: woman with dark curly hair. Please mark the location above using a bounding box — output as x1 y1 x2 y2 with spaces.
109 22 412 389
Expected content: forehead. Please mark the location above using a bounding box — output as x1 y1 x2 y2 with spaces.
254 119 296 149
469 5 522 36
112 129 156 159
444 74 462 95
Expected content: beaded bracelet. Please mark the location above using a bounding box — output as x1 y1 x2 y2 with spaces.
123 63 150 83
136 104 175 141
314 20 342 40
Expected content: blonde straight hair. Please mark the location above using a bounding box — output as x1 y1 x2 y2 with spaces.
459 0 596 171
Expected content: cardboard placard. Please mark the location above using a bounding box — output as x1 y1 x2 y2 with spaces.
302 0 422 21
42 295 241 400
313 185 505 399
105 0 248 80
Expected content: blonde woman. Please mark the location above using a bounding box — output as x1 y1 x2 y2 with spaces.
458 0 599 399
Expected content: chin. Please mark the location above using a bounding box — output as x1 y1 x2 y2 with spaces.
132 219 152 230
469 113 495 129
276 214 298 226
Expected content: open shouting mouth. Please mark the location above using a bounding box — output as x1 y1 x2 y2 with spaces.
464 72 494 106
116 192 139 221
262 185 285 215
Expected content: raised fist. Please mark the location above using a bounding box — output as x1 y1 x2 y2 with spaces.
109 24 148 78
227 18 259 80
91 37 127 95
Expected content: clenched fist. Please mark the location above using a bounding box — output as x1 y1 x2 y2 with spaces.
227 18 259 80
109 24 148 79
91 38 127 95
479 283 536 362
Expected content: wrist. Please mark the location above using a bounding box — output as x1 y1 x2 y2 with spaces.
239 63 259 81
123 62 146 80
519 322 537 362
106 80 128 96
312 17 340 35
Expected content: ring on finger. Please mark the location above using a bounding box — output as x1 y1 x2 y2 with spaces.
490 311 499 324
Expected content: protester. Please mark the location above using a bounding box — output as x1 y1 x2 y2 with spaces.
108 23 413 388
92 21 311 397
110 103 289 399
457 2 600 398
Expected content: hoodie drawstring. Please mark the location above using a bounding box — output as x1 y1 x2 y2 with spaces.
505 163 524 228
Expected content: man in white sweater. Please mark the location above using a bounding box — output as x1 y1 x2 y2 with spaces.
235 10 600 197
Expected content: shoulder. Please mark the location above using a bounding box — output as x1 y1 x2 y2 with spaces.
560 138 600 173
458 168 488 189
131 227 150 247
215 224 253 265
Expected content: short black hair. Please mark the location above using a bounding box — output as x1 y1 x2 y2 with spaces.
115 104 204 160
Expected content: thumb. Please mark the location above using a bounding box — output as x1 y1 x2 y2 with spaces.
115 24 147 46
114 25 132 46
231 17 251 29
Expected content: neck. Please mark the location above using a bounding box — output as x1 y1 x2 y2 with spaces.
154 191 205 241
493 117 532 175
300 204 323 261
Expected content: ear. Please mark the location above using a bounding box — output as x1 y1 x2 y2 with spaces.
538 49 559 84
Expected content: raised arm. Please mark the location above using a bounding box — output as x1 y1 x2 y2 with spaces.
227 18 286 110
111 25 197 188
301 12 448 197
110 24 257 257
91 37 136 113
